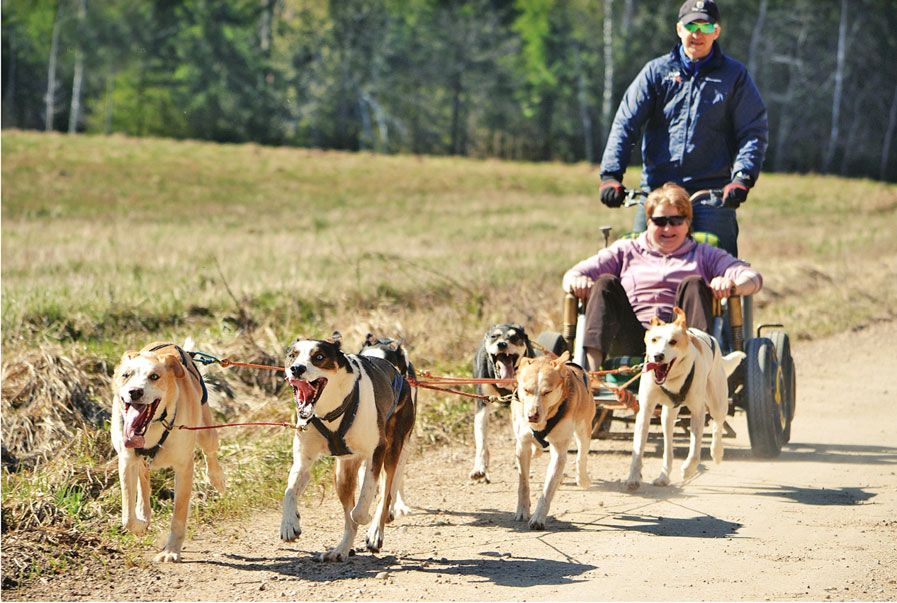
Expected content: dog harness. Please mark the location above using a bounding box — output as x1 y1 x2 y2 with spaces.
659 361 696 407
308 358 363 456
134 343 208 460
530 398 569 450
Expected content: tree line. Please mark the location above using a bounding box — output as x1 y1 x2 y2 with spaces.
3 0 896 181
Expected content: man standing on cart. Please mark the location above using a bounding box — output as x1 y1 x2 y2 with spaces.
598 0 768 257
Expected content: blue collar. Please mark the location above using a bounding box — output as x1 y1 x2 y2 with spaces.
677 43 716 77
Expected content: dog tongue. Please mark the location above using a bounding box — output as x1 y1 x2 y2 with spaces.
495 357 515 380
291 379 315 405
123 404 151 448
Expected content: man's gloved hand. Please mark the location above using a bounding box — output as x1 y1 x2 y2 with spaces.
599 177 625 208
722 179 749 209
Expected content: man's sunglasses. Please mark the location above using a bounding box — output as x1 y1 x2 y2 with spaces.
649 215 688 227
683 22 717 34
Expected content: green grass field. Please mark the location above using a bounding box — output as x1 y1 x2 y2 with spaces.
2 130 896 587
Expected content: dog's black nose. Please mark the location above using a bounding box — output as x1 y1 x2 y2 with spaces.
290 364 306 378
128 388 144 402
497 341 508 350
652 353 665 363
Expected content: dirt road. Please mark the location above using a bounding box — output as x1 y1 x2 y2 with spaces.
14 321 897 601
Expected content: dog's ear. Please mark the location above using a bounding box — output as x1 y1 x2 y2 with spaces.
165 354 185 378
364 332 377 346
673 306 687 327
387 340 400 352
650 315 665 327
554 350 571 365
120 350 139 364
328 331 343 348
513 324 527 337
517 356 533 368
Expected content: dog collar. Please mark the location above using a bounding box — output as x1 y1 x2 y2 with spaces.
659 361 696 407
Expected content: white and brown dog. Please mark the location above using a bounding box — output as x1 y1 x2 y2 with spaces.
281 333 415 561
626 307 745 490
470 323 535 482
111 342 225 562
359 333 415 521
512 351 595 530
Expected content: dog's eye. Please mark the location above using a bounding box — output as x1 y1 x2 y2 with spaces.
122 371 132 379
669 339 677 346
313 353 325 362
149 373 160 381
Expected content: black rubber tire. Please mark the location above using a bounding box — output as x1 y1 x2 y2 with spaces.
744 337 786 458
536 331 569 357
768 330 796 443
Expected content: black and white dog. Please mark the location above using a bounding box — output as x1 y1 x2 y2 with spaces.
281 332 415 561
359 333 415 520
470 324 535 482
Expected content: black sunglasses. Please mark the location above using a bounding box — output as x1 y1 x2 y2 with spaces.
649 215 688 227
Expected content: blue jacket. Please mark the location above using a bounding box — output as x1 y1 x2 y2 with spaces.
600 42 768 192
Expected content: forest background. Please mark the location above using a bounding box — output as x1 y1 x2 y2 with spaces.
4 0 897 181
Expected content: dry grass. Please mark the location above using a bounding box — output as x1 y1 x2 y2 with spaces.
2 130 896 589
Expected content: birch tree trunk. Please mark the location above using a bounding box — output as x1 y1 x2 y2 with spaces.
44 0 63 132
881 82 897 180
600 0 614 147
747 0 767 78
68 0 87 134
823 0 848 173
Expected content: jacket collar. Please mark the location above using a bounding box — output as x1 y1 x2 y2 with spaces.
670 41 724 77
636 232 698 258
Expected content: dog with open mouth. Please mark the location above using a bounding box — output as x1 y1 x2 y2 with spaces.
111 341 226 562
281 332 415 562
512 351 595 529
359 333 416 521
470 323 535 483
626 307 745 490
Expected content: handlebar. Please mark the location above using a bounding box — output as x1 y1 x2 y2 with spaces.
621 187 727 208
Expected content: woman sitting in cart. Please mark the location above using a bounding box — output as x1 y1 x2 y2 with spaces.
563 182 763 370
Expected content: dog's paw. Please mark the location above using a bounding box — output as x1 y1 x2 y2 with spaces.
681 461 699 480
514 510 530 522
576 476 591 489
528 517 546 530
209 469 226 494
469 468 490 483
280 512 302 542
652 474 671 487
625 477 641 491
388 499 411 523
126 518 149 536
153 549 181 563
365 529 383 553
315 547 352 562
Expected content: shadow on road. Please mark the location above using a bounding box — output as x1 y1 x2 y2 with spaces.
724 484 877 506
716 442 897 465
595 513 742 538
192 550 595 587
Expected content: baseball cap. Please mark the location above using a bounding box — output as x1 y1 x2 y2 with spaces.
678 0 720 24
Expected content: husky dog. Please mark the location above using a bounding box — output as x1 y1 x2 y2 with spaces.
626 307 744 490
470 324 535 482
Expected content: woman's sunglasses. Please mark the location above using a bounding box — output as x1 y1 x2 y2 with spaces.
683 22 717 34
649 215 688 227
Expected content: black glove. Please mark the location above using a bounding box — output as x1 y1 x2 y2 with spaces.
599 177 625 208
722 179 749 209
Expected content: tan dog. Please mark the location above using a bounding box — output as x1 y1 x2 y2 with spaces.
512 351 595 529
111 342 225 562
626 307 744 490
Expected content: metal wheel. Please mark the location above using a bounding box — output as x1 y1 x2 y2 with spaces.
768 330 796 443
744 337 786 458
